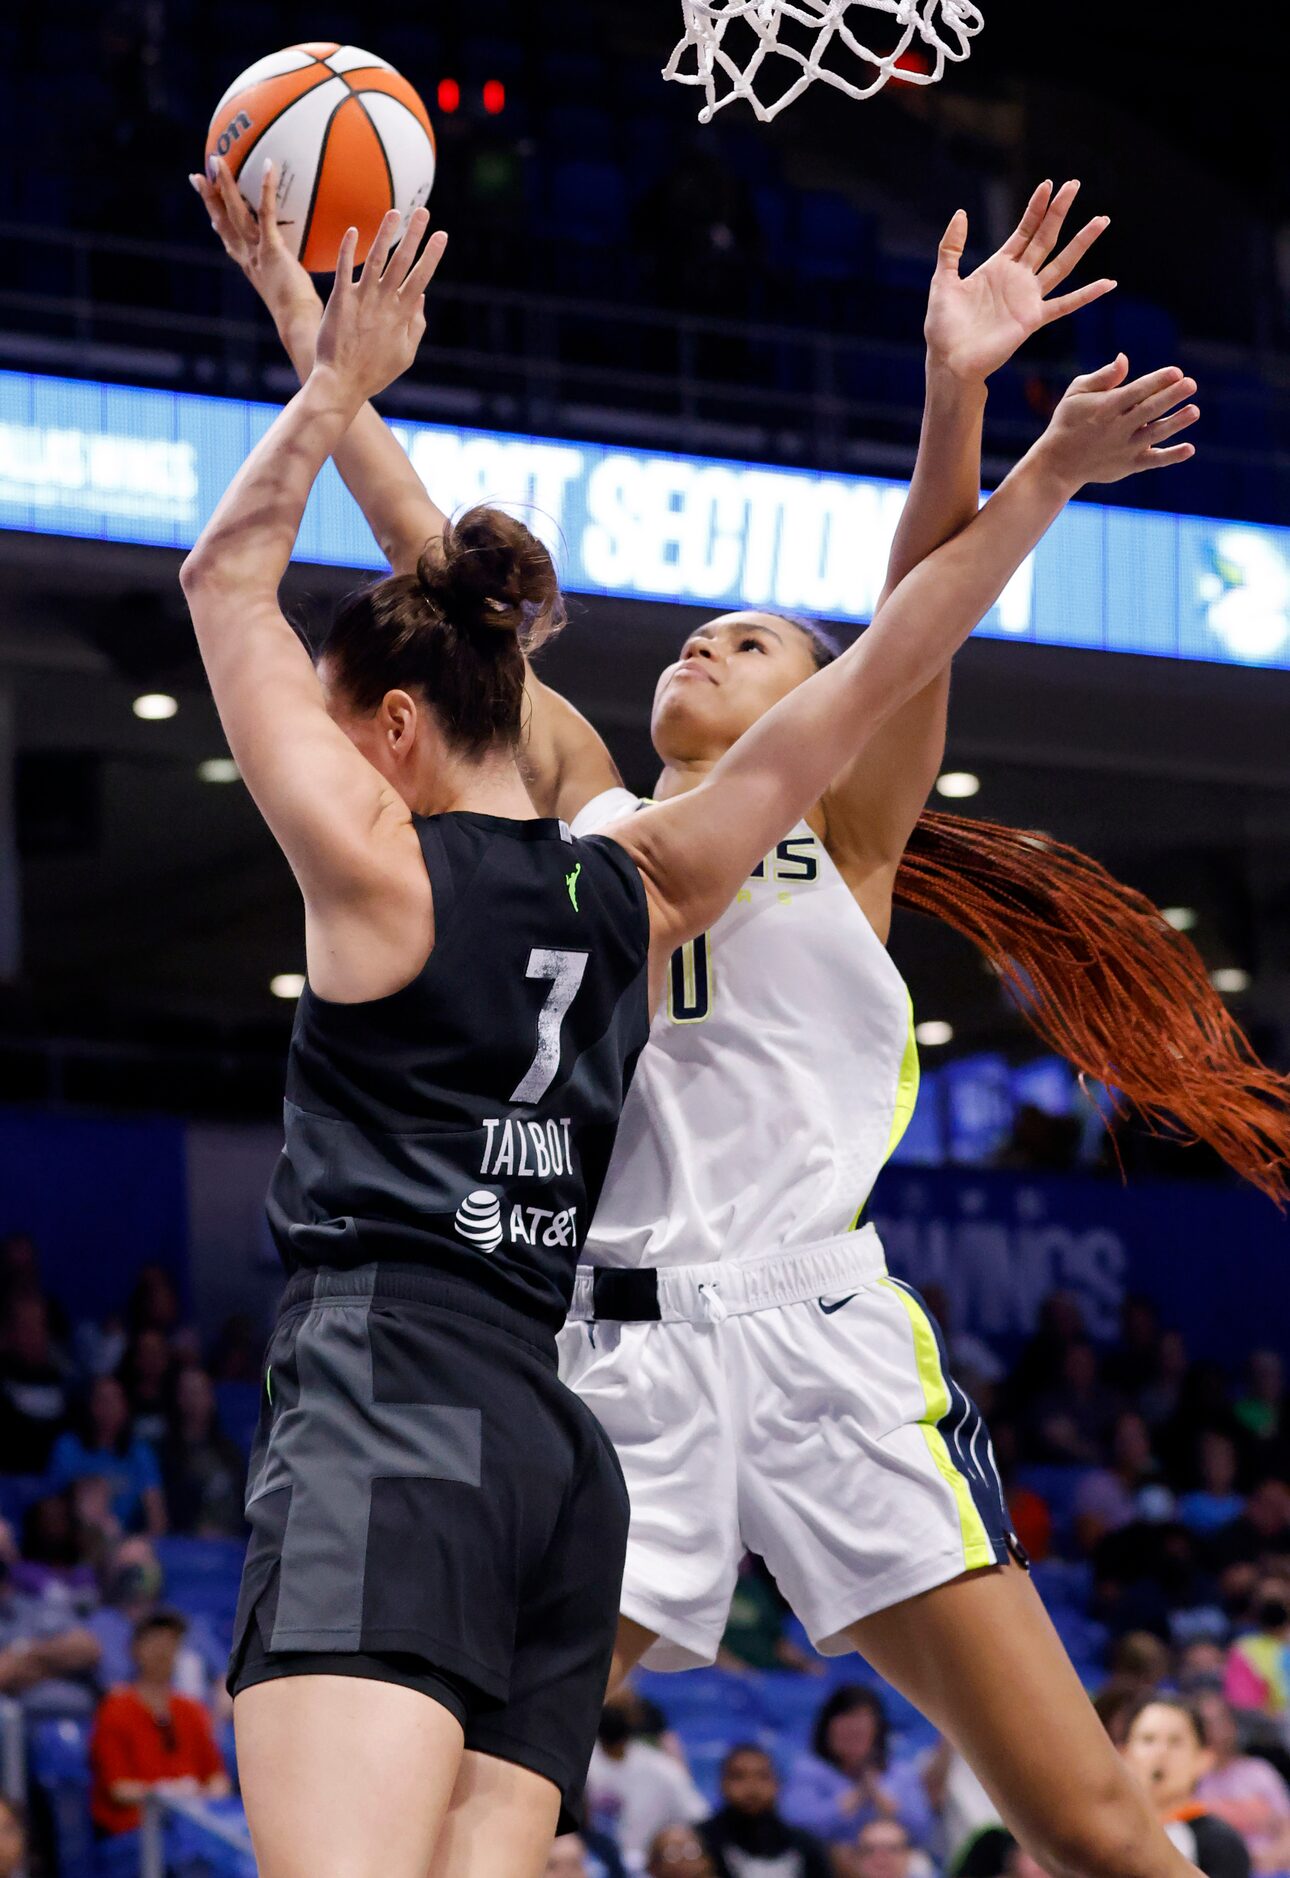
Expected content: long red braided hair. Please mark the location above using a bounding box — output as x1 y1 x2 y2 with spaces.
796 622 1290 1206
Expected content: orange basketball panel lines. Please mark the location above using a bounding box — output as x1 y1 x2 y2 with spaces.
347 69 436 147
205 64 334 180
299 94 395 270
292 42 342 60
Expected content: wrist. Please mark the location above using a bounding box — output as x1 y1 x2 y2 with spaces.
925 349 990 398
303 362 365 424
1018 437 1081 506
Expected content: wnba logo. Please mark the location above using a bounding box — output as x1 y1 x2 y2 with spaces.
454 1190 504 1255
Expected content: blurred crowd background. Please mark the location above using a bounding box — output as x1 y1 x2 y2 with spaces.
5 1223 1290 1877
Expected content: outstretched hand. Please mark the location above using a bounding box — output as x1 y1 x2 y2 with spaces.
190 158 321 335
1034 354 1199 490
926 179 1116 382
313 210 448 405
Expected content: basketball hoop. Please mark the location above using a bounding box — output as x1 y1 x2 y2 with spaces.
664 0 984 123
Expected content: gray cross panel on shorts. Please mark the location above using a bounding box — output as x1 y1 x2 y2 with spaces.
249 1267 482 1649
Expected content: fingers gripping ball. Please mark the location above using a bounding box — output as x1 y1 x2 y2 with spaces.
205 44 436 272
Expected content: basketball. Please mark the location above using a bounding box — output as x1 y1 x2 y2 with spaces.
204 44 436 273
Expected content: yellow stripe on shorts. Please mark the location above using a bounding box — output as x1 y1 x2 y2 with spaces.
879 1278 995 1572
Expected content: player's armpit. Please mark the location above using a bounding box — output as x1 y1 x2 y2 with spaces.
820 667 951 904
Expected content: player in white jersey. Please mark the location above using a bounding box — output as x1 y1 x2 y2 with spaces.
193 168 1290 1878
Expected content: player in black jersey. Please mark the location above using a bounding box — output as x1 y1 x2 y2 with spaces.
182 205 1155 1878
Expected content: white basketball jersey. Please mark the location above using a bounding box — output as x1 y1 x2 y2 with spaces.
573 787 920 1268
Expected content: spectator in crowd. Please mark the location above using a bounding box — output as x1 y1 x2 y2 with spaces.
0 1797 26 1878
646 1825 718 1878
781 1687 932 1848
116 1328 172 1447
1113 1630 1172 1698
1178 1640 1232 1691
1121 1695 1251 1878
1225 1580 1290 1719
701 1743 830 1878
127 1265 182 1339
1103 1296 1162 1401
1194 1689 1290 1871
548 1833 627 1878
1029 1341 1121 1466
161 1367 245 1537
586 1701 707 1866
1075 1411 1165 1549
1234 1355 1288 1469
87 1537 213 1702
720 1557 820 1675
48 1375 165 1537
1158 1361 1242 1487
1181 1435 1247 1537
0 1293 72 1473
840 1818 917 1878
209 1312 261 1385
546 1838 591 1878
1139 1330 1191 1432
1214 1483 1290 1573
0 1515 101 1715
1005 1292 1086 1418
89 1611 230 1836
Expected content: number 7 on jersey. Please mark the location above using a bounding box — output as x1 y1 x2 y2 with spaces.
510 948 589 1104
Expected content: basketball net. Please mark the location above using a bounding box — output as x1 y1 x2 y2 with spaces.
664 0 984 122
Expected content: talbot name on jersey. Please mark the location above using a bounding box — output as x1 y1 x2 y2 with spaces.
480 1117 575 1181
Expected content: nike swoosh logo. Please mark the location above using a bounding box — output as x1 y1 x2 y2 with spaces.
819 1294 857 1315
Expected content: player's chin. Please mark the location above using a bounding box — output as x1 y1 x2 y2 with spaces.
652 687 737 755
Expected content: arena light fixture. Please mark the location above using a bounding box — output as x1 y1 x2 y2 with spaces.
1162 906 1198 932
482 79 506 115
1211 967 1251 995
197 758 240 784
914 1020 954 1048
132 693 178 721
437 77 461 114
935 771 980 800
270 973 306 1001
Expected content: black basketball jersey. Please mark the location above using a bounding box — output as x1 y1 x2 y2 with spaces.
266 811 651 1328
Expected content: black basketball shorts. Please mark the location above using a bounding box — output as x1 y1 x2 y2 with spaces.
228 1264 629 1823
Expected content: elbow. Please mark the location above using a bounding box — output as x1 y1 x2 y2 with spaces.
179 545 216 600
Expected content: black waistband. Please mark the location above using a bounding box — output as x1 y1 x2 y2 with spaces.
588 1268 662 1323
279 1265 558 1361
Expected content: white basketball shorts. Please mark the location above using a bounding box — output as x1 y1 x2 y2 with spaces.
557 1227 1015 1671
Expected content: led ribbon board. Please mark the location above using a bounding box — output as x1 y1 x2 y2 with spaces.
1 368 1288 668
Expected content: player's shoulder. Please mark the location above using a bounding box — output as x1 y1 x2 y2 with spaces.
570 786 643 839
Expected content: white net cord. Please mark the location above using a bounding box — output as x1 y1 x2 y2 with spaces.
664 0 985 123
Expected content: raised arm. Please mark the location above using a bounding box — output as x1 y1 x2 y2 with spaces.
616 356 1198 984
822 181 1116 924
180 211 446 913
195 160 446 572
194 159 619 821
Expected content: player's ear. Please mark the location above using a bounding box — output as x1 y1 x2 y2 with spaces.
381 688 420 752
